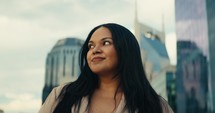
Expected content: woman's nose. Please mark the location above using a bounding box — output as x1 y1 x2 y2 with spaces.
92 45 102 55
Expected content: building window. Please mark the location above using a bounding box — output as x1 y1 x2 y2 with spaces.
72 54 75 76
50 57 54 85
45 58 49 85
63 55 66 76
55 56 59 84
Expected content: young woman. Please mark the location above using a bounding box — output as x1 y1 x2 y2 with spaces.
38 23 174 113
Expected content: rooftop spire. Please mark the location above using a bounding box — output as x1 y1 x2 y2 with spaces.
161 8 166 43
135 0 138 23
134 0 140 43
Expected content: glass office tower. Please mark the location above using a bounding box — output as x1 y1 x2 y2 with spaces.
175 0 209 113
206 0 215 112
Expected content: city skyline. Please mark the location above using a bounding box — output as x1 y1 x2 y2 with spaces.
0 0 175 113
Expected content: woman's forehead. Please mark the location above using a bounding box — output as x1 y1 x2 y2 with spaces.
89 27 112 41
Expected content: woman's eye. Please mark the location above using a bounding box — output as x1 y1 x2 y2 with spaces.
88 44 94 49
104 41 111 45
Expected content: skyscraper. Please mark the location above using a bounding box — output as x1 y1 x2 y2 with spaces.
175 0 209 112
177 41 208 113
206 0 215 112
134 0 171 100
42 37 84 103
138 26 171 100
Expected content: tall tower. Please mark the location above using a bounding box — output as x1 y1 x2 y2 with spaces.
176 41 208 113
134 0 170 100
42 37 84 103
175 0 209 112
206 0 215 112
134 0 140 43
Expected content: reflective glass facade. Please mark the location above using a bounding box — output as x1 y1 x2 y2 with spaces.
175 0 209 113
206 0 215 112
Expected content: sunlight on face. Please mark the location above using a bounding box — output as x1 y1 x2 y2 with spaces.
87 27 118 76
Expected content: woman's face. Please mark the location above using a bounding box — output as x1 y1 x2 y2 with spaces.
87 27 118 76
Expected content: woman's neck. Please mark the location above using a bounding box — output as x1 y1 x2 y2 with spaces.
97 76 121 97
89 76 123 113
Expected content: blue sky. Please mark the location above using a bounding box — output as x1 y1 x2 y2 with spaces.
0 0 175 113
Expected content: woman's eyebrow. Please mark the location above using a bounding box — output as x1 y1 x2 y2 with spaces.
89 37 112 43
88 41 93 43
101 37 112 41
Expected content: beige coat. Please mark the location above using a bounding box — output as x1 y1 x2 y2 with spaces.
38 85 174 113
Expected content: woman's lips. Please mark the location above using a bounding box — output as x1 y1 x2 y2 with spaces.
92 57 105 62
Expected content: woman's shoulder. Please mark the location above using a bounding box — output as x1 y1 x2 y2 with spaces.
38 83 71 113
159 97 174 113
52 82 71 98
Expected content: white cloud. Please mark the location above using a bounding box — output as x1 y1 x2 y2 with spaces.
138 0 175 33
0 16 53 50
0 93 41 113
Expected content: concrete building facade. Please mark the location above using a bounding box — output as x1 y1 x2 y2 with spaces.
42 37 84 103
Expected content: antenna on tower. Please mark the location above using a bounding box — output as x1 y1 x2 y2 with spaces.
134 0 140 43
161 8 166 43
135 0 138 23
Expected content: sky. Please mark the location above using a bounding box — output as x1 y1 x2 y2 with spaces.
0 0 176 113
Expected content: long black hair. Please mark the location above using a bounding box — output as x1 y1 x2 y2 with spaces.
53 23 163 113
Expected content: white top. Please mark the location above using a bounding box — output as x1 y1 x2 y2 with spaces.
38 84 174 113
